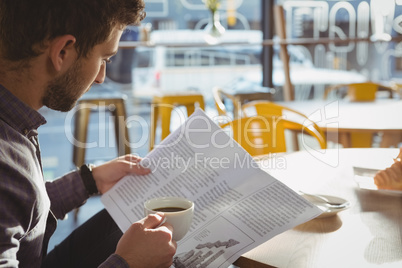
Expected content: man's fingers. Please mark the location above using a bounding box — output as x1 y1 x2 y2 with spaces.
117 154 143 163
118 159 150 174
123 154 143 163
171 238 178 250
158 222 174 235
126 161 150 173
141 213 174 239
141 212 166 229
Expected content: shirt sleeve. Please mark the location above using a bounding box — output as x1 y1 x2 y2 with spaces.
45 170 89 220
98 254 129 268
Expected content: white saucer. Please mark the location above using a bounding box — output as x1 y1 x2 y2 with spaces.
301 194 351 218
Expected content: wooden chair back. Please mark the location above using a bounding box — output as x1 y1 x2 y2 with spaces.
212 87 241 118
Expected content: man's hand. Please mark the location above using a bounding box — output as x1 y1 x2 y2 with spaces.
92 155 151 194
115 213 177 268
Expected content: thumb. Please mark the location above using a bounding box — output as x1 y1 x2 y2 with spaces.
142 212 166 229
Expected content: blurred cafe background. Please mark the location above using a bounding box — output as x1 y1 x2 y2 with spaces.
41 0 402 251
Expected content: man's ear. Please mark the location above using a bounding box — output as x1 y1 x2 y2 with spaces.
49 35 77 72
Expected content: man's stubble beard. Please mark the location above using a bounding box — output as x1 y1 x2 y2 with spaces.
42 59 89 112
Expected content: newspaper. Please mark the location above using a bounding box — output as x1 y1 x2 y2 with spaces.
101 108 322 267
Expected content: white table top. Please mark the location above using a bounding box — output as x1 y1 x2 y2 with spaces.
235 148 402 268
279 99 402 131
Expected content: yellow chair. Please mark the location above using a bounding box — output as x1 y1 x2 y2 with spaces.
221 115 326 157
150 92 205 150
242 100 326 151
323 82 394 101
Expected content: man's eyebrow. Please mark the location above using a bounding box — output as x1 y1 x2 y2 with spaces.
105 50 118 57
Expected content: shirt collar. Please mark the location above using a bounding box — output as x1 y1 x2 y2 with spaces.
0 84 46 135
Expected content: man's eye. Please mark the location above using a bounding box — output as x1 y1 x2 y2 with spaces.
103 58 112 64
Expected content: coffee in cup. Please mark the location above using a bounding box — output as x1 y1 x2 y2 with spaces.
144 196 194 241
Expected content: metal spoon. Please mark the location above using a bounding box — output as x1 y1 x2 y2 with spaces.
299 191 349 209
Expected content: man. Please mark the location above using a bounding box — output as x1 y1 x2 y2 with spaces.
0 0 177 267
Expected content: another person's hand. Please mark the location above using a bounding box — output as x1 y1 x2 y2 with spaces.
115 213 177 268
92 155 151 194
374 148 402 191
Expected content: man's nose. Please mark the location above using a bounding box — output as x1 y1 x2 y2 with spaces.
94 64 106 84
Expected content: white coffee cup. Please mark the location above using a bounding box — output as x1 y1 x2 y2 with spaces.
144 196 194 241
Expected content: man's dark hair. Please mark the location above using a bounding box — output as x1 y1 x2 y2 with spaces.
0 0 145 61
